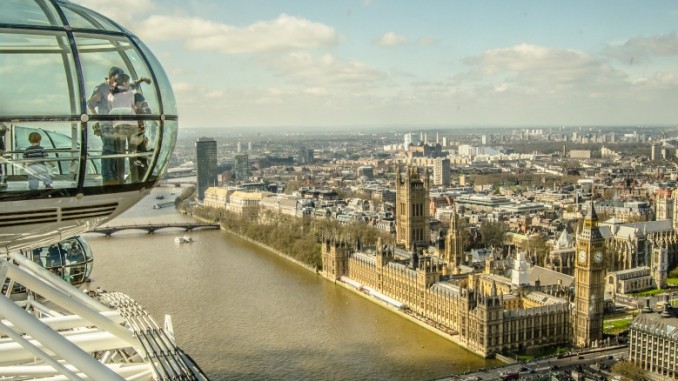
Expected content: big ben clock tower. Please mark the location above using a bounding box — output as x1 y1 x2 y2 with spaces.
574 200 606 348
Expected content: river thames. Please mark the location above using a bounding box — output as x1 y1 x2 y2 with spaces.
85 187 497 380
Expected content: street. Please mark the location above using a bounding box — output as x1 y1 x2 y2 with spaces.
438 346 628 381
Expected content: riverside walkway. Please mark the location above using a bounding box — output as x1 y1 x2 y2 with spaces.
87 223 220 236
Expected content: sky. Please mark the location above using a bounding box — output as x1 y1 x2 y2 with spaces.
76 0 678 129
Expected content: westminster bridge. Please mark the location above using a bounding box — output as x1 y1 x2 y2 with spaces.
87 223 221 236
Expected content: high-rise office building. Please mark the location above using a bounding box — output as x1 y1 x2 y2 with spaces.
298 147 314 164
433 158 450 186
651 144 661 161
196 137 217 200
403 133 412 150
403 132 420 150
234 154 249 181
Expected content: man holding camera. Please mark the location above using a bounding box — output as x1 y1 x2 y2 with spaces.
87 66 125 185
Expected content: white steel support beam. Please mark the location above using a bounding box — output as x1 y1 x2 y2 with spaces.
0 363 151 379
27 296 67 318
0 321 82 381
1 310 124 333
0 295 125 381
0 330 130 363
1 261 140 350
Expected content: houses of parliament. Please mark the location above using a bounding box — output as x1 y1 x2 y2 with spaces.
321 167 605 358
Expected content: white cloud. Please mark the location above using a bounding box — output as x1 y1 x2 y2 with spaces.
205 90 226 99
134 13 338 54
494 83 508 93
266 52 383 87
467 44 596 73
604 32 678 64
416 37 436 46
303 87 329 96
463 43 627 94
632 72 678 90
375 32 408 47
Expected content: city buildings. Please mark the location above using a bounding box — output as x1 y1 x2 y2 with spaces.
185 125 678 376
320 167 605 358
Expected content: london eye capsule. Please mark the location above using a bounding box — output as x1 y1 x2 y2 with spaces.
3 235 94 294
0 3 209 380
0 0 178 252
29 235 94 286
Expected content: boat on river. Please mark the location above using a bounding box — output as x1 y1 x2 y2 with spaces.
174 235 193 244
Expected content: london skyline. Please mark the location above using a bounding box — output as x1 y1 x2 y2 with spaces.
78 0 678 129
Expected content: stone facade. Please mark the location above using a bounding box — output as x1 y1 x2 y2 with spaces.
395 166 429 251
321 238 572 358
600 220 678 289
573 202 606 348
629 296 678 379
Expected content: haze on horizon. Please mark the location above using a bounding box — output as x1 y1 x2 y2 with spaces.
78 0 678 129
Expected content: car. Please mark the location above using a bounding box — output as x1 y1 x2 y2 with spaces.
501 373 519 381
578 355 585 360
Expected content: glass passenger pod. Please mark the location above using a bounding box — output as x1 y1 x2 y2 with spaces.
29 235 94 287
1 235 92 294
0 0 177 252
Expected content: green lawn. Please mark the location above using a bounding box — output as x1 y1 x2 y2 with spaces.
633 288 668 296
604 317 633 334
667 278 678 286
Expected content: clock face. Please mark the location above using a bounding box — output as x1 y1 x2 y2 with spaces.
594 252 603 264
578 250 587 263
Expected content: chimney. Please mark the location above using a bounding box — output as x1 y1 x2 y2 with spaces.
661 294 672 318
642 298 653 313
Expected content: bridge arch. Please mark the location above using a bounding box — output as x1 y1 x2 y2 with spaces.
87 223 220 236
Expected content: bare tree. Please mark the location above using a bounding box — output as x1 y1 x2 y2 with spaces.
480 221 507 249
611 361 647 381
